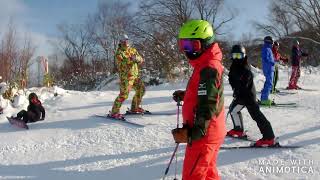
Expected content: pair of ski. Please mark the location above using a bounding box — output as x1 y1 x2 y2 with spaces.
223 135 301 149
259 101 298 108
281 87 318 92
95 110 176 127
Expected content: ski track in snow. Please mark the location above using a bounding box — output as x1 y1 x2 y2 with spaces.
0 67 320 180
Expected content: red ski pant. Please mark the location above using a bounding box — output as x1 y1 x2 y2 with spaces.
182 139 224 180
288 66 300 88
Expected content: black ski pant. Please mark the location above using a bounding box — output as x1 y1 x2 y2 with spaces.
17 110 38 123
229 99 275 139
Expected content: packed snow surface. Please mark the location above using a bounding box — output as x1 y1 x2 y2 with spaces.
0 66 319 180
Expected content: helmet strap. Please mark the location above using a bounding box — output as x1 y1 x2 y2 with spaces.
202 36 215 50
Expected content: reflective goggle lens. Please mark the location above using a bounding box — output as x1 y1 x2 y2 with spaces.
232 53 245 59
178 39 201 53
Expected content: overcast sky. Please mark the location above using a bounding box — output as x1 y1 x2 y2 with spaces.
0 0 271 56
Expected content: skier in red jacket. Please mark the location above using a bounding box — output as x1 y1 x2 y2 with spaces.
272 41 288 93
172 19 226 180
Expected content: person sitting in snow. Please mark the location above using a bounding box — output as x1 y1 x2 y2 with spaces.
171 19 226 180
108 34 145 119
227 44 276 147
13 93 45 123
272 41 288 93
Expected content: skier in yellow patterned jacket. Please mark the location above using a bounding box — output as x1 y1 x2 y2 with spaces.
109 34 145 119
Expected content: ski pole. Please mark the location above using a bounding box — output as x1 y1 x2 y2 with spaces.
174 100 182 180
162 100 182 180
162 144 179 180
226 98 235 121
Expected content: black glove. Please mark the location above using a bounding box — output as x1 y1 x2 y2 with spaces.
173 90 185 102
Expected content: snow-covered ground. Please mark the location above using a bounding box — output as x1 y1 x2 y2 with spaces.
0 66 319 180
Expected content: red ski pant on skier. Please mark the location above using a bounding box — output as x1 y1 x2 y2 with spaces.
288 66 300 88
182 139 223 180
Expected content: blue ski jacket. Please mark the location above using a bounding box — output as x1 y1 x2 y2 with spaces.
261 43 275 72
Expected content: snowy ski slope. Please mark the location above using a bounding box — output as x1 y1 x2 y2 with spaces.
0 66 319 180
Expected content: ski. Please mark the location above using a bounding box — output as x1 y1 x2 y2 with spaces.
226 134 256 142
259 101 298 108
273 102 296 105
221 143 301 149
281 87 318 92
272 102 298 107
125 110 152 115
125 111 176 116
298 88 318 92
275 91 297 95
94 115 145 127
7 117 29 130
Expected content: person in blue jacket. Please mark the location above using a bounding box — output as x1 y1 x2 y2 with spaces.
260 36 275 106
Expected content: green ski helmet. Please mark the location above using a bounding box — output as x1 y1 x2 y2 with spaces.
179 20 214 39
178 20 215 59
179 20 215 44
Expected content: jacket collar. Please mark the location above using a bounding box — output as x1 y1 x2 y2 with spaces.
264 43 272 48
188 43 222 69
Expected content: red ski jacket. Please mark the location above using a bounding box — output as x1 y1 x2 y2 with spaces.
182 43 226 144
272 46 287 63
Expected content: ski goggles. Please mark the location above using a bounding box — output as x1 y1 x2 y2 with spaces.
231 53 245 60
178 39 202 53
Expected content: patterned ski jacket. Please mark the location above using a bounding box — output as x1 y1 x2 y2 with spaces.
182 43 226 144
115 46 143 79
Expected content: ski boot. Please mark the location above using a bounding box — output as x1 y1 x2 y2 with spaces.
126 107 151 115
107 112 125 120
253 138 277 147
227 129 246 138
259 99 273 106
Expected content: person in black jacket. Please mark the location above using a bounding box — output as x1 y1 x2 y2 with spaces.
227 45 276 147
14 93 45 123
287 40 308 89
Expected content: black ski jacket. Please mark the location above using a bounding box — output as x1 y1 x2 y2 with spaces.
228 62 256 104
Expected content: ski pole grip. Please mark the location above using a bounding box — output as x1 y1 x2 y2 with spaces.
177 100 182 106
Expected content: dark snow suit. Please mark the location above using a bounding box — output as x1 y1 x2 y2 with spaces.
228 60 275 139
17 99 45 123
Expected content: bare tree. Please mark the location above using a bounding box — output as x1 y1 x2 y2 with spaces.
253 1 294 39
89 1 133 72
0 21 18 82
18 35 36 88
134 0 233 79
0 20 36 89
252 0 320 66
57 22 95 74
254 0 320 42
193 0 234 34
